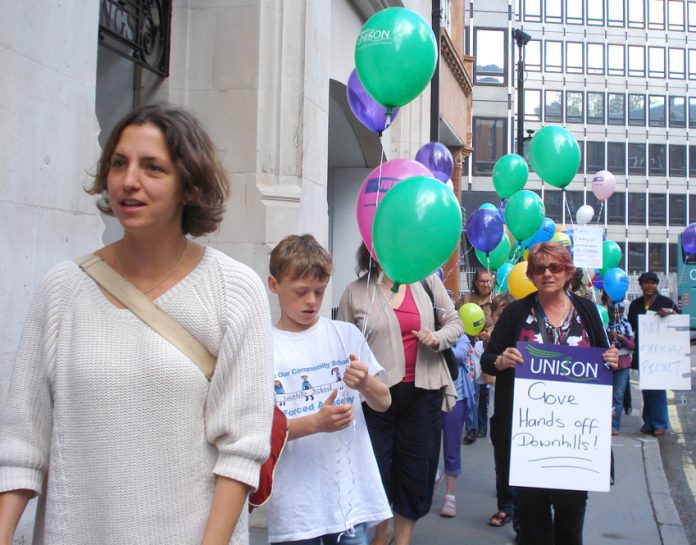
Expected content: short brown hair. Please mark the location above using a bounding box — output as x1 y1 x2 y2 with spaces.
526 242 575 287
86 103 229 237
270 234 333 282
356 243 381 278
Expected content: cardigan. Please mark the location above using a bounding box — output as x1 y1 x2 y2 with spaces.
337 273 463 410
627 293 678 370
481 292 609 434
0 247 274 545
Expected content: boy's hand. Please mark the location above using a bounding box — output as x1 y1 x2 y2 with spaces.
314 388 352 433
343 355 369 391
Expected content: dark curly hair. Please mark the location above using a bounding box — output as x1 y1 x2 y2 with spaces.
86 103 229 237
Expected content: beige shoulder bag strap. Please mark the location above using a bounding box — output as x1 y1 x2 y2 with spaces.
76 254 217 381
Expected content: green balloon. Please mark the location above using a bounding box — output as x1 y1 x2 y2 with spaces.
528 126 581 188
597 304 609 327
504 190 545 241
493 154 529 199
476 236 511 271
355 7 437 110
373 176 462 285
603 240 622 270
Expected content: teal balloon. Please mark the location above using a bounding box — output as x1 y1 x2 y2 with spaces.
355 8 437 110
372 176 462 284
597 304 609 328
476 236 511 271
602 240 622 270
493 154 529 199
528 126 581 188
480 202 498 212
496 262 514 292
504 190 545 241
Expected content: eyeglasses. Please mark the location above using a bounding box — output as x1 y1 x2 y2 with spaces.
531 262 564 275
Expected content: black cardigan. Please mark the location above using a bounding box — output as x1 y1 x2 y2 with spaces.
481 292 609 434
627 293 678 369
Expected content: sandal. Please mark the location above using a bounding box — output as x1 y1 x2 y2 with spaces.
488 511 512 527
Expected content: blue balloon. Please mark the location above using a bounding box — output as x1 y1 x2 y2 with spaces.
466 208 504 253
415 142 454 183
496 262 514 292
603 267 629 302
522 217 557 249
683 223 696 254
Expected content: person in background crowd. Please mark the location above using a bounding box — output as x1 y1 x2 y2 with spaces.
481 242 617 545
627 271 678 437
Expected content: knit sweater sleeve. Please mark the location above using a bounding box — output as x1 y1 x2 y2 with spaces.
0 262 74 494
204 260 274 491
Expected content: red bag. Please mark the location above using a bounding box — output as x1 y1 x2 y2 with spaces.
248 406 289 511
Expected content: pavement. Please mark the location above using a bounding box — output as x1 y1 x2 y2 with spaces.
249 380 690 545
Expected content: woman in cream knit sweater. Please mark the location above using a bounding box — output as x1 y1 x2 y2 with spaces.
0 104 274 545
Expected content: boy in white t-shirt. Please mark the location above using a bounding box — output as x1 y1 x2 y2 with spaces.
266 234 392 545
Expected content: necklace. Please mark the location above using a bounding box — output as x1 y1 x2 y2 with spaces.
117 238 188 295
537 293 571 328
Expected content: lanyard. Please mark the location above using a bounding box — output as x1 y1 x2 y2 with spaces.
533 292 574 345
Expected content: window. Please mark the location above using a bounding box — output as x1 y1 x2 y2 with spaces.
690 146 696 177
628 193 647 223
545 90 563 122
629 143 647 174
566 0 583 23
474 29 506 85
545 41 563 73
689 97 696 128
607 44 625 76
608 191 626 224
608 93 626 125
473 118 507 175
670 144 687 177
629 0 646 27
525 89 542 121
578 142 585 173
525 0 542 22
668 0 685 30
461 191 500 221
609 0 626 26
650 193 667 224
587 0 605 25
649 143 666 176
649 242 666 273
587 43 605 75
690 50 696 80
628 241 647 273
587 92 605 124
689 0 696 31
544 190 564 223
629 94 646 125
669 243 678 272
669 96 686 128
545 0 563 23
669 48 685 79
608 142 626 173
564 190 583 217
670 193 687 225
649 0 666 29
649 95 666 127
691 193 696 223
587 141 606 172
526 40 541 72
566 42 584 74
628 45 645 77
566 91 584 123
649 47 666 78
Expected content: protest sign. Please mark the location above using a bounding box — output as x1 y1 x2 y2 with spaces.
572 225 603 269
509 342 613 492
638 313 691 390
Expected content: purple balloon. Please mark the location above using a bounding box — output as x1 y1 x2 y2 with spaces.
466 208 504 253
347 69 399 134
592 271 604 290
415 142 454 183
683 223 696 254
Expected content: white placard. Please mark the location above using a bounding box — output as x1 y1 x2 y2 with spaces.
509 343 613 493
572 226 604 269
638 313 691 390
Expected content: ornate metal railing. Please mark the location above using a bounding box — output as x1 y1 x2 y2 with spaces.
98 0 171 77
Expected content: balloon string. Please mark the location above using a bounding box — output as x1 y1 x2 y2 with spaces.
595 201 605 226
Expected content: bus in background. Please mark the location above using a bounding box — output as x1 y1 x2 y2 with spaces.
676 233 696 329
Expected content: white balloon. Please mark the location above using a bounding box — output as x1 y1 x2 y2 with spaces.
576 204 594 225
445 179 454 192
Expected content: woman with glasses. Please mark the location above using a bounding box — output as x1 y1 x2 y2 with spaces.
481 242 618 545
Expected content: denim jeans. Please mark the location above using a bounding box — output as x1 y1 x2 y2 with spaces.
271 523 369 545
612 368 630 431
642 389 669 431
